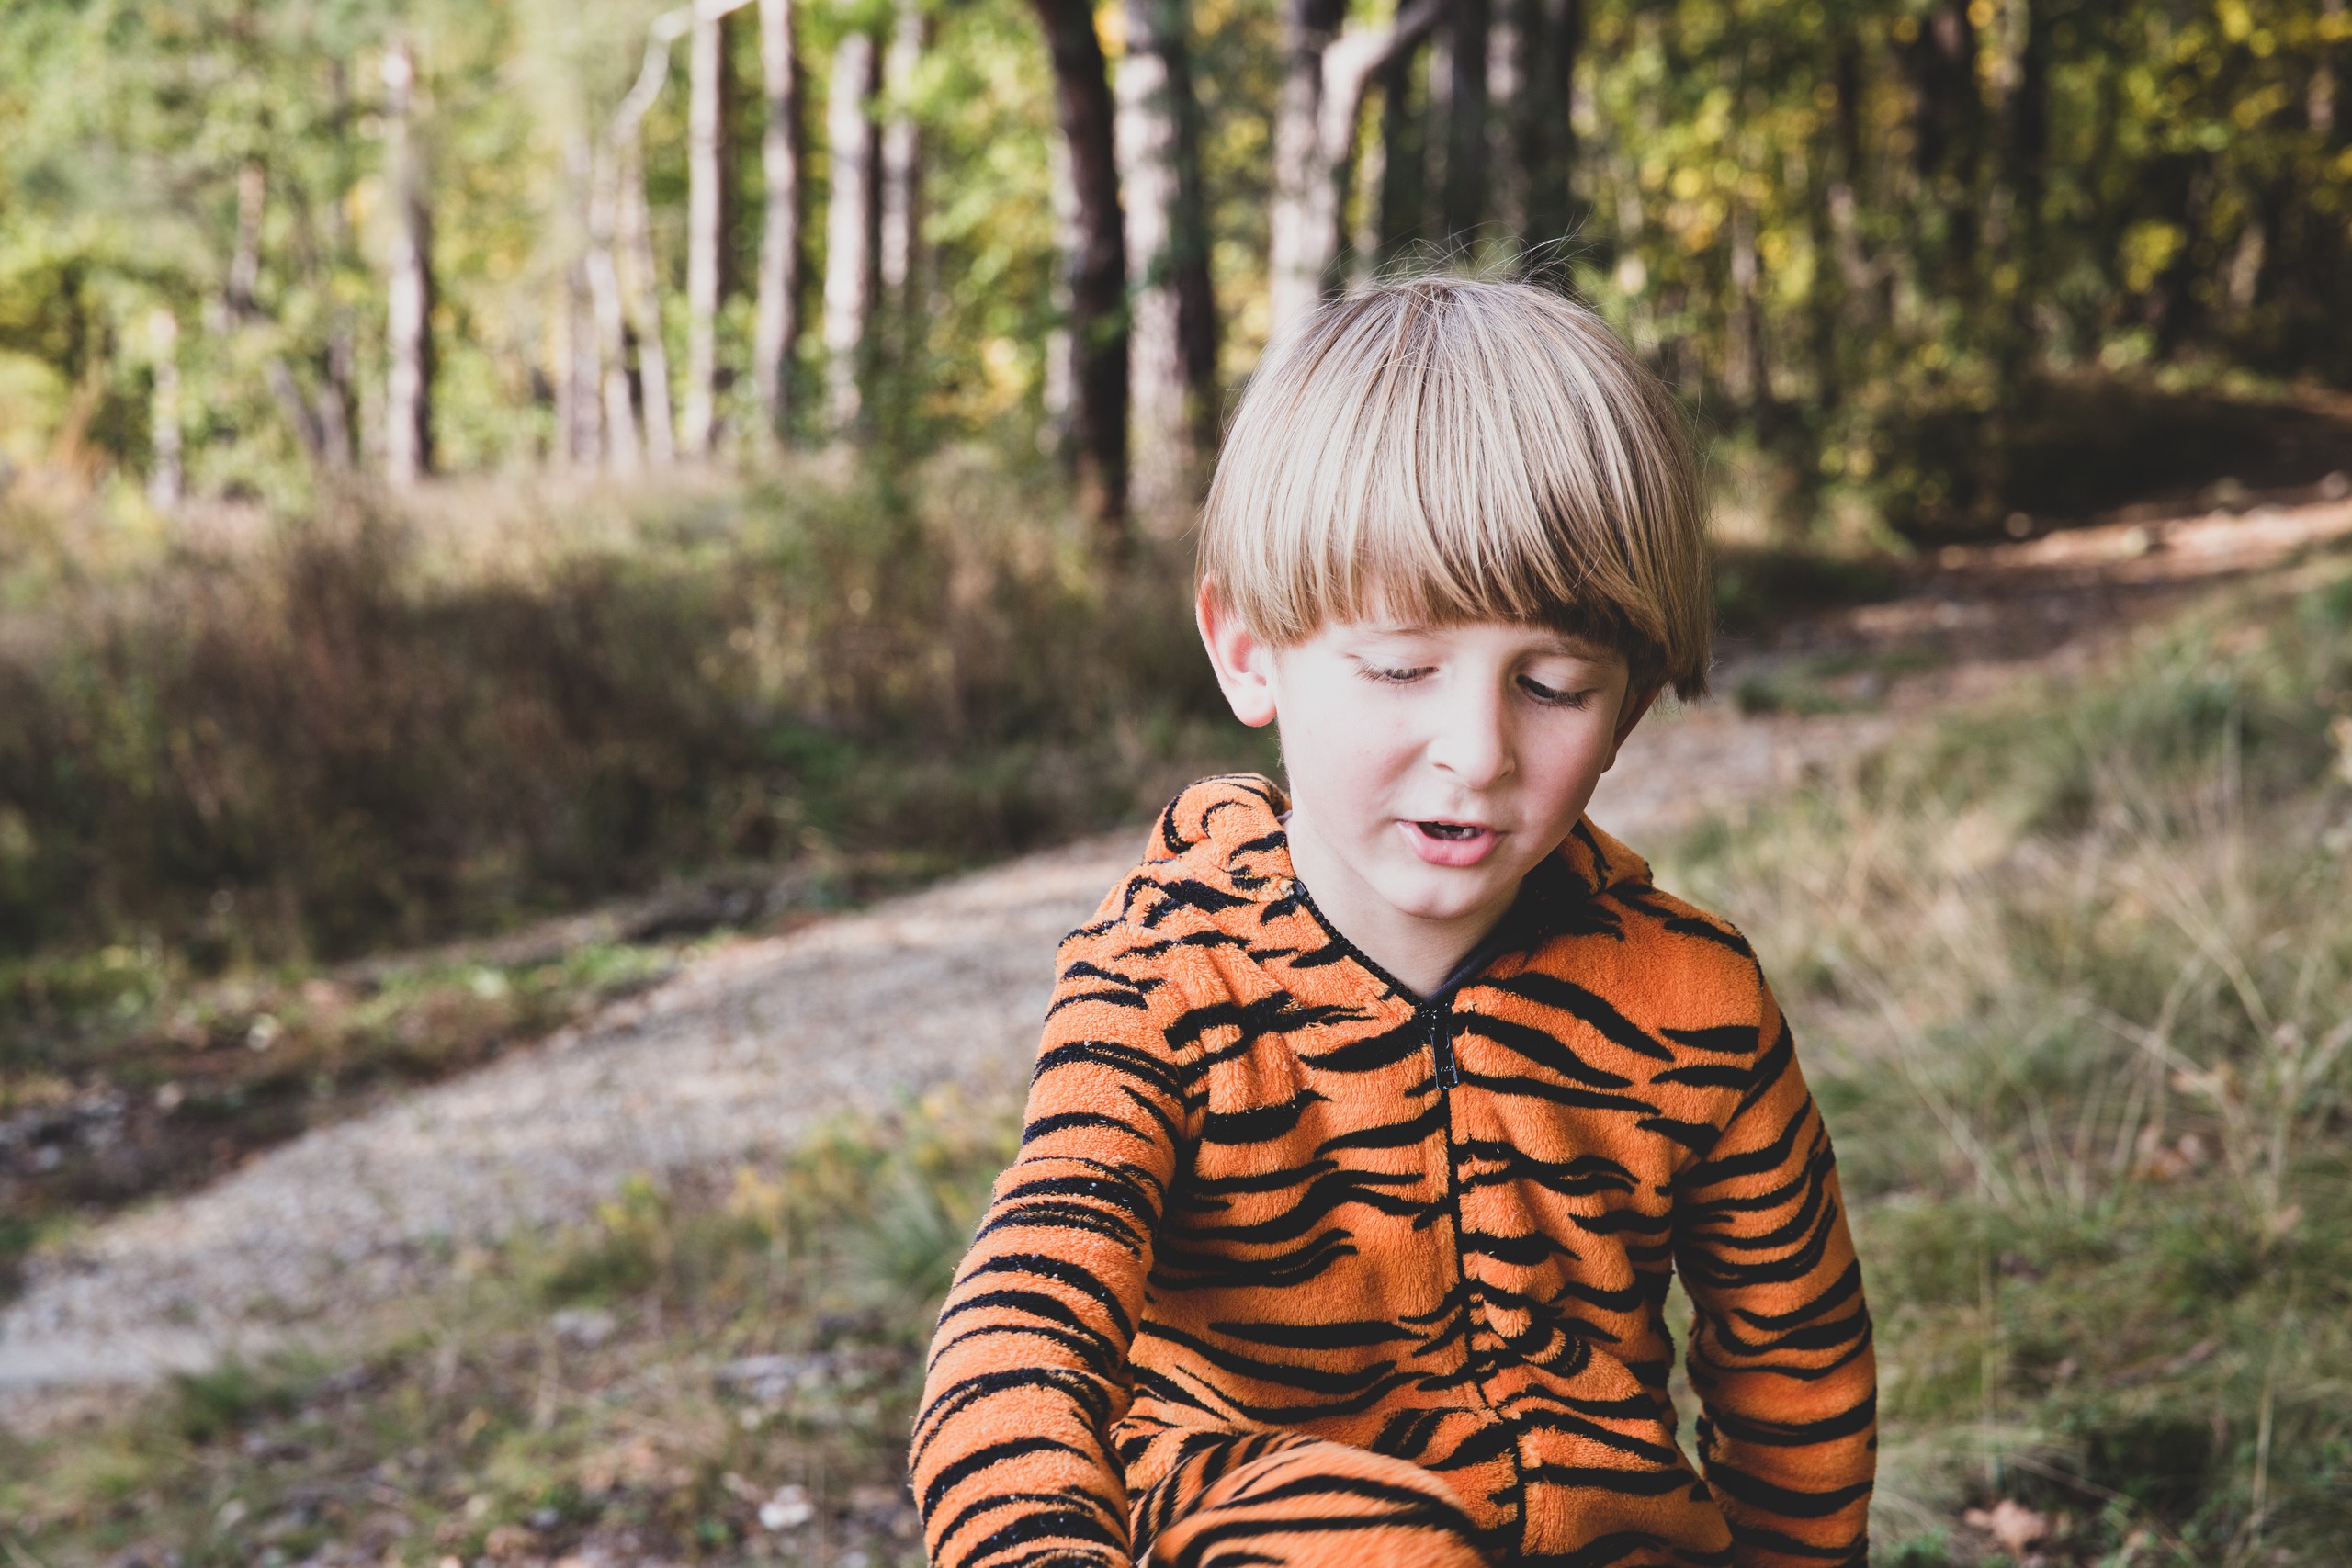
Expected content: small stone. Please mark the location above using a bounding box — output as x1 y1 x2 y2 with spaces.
758 1483 816 1531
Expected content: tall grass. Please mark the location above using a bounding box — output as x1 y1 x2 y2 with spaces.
0 449 1250 968
1662 561 2352 1561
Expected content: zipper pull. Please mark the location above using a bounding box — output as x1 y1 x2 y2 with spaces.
1423 1007 1460 1090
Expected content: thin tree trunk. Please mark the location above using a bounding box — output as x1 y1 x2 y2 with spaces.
879 0 923 304
1487 0 1523 234
618 141 677 465
382 38 434 486
317 326 356 469
682 0 740 457
2315 0 2345 144
1268 0 1350 334
609 9 695 467
753 0 805 438
1271 0 1446 337
1030 0 1131 537
588 144 643 475
227 158 266 321
266 358 329 467
877 0 927 434
1724 197 1765 409
1375 38 1428 262
820 30 880 434
1043 138 1078 446
1441 0 1489 245
1519 0 1580 247
148 308 182 512
1119 0 1219 512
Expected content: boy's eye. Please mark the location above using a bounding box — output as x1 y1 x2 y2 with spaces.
1518 676 1592 708
1358 663 1432 686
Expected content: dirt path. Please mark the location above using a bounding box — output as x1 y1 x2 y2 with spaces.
6 491 2347 1407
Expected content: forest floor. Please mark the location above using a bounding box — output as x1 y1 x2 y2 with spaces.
5 478 2351 1567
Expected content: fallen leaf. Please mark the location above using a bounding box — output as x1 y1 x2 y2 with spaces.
1962 1497 2051 1557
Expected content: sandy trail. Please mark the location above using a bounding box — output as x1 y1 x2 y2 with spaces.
6 493 2346 1404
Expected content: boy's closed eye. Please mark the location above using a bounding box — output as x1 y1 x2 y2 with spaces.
1350 659 1604 709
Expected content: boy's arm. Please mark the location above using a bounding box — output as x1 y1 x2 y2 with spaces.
911 917 1197 1568
1672 976 1877 1568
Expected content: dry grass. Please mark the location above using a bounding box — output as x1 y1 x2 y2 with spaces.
1660 558 2352 1562
0 447 1248 970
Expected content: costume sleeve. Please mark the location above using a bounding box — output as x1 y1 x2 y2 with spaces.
911 912 1199 1568
1671 976 1877 1568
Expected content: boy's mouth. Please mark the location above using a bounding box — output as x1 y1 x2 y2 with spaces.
1403 818 1499 867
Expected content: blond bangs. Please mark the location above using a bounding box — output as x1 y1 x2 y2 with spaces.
1200 277 1712 699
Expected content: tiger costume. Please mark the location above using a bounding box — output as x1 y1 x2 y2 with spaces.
911 774 1875 1568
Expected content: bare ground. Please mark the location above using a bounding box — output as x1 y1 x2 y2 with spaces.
6 488 2347 1416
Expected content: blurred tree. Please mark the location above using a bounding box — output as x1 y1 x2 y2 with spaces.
752 0 806 441
1118 0 1218 511
1269 0 1441 336
821 28 881 434
1030 0 1129 535
382 35 435 486
0 0 2347 533
683 0 750 456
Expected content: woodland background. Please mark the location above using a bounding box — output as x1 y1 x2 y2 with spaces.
4 0 2352 1563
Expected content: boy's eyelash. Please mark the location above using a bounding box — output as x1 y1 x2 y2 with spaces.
1358 664 1431 685
1519 678 1593 708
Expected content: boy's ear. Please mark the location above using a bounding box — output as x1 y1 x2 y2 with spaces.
1605 683 1661 766
1196 578 1280 728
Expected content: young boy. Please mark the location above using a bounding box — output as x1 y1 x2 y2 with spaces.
911 278 1875 1568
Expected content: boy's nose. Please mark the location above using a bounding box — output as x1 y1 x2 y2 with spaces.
1425 688 1514 788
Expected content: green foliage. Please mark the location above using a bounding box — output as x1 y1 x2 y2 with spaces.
6 0 2347 529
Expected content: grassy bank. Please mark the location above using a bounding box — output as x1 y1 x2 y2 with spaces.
0 454 1272 1291
1658 558 2352 1561
6 555 2346 1565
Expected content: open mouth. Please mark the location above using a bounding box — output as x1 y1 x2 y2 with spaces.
1403 818 1501 866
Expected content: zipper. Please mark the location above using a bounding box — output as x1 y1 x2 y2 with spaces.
1420 1002 1461 1090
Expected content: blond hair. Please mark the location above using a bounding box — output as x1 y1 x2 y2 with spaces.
1199 276 1711 698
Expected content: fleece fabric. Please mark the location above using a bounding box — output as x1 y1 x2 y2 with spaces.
911 774 1876 1568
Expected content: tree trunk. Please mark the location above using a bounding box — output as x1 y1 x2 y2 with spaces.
1724 197 1766 410
1029 0 1130 536
609 9 695 466
753 0 805 439
1118 0 1219 513
1518 0 1580 249
318 325 356 469
618 140 677 465
588 144 643 476
1375 38 1429 263
1269 0 1350 334
1441 0 1489 245
147 308 183 512
681 0 739 457
382 38 434 487
1270 0 1447 337
227 158 266 321
820 30 881 434
877 0 928 434
879 0 924 305
2315 0 2345 144
1042 138 1078 446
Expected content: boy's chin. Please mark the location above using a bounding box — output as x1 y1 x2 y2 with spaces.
1371 863 1518 926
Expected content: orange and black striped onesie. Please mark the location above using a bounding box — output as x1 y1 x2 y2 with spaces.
913 775 1875 1568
